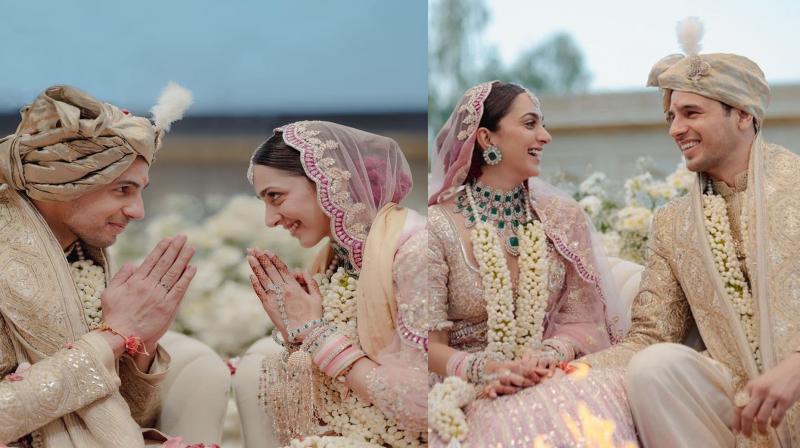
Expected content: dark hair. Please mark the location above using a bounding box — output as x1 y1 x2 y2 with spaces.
720 101 759 133
465 81 527 184
251 132 308 178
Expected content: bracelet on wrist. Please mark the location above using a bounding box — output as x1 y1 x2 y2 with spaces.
288 318 325 343
99 323 149 357
446 351 469 378
309 330 367 379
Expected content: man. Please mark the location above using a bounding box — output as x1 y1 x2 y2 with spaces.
582 20 800 447
0 85 227 447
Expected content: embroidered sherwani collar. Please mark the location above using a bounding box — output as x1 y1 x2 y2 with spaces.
711 170 749 197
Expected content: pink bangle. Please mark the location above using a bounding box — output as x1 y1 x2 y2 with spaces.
318 341 352 372
324 345 358 377
446 351 469 378
312 333 348 365
326 346 366 379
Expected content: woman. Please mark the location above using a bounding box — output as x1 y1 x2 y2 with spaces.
235 121 427 447
427 81 638 446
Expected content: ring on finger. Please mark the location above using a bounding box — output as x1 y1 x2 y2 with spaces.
159 282 170 291
482 373 499 383
734 390 750 408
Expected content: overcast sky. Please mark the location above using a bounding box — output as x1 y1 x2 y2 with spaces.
483 0 800 92
0 0 427 114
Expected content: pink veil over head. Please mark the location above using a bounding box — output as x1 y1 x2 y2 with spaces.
429 81 495 206
251 120 413 272
429 82 630 345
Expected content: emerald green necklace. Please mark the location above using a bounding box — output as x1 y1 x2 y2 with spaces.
454 181 531 256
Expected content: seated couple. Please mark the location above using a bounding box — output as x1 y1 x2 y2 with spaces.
0 85 426 447
428 22 800 448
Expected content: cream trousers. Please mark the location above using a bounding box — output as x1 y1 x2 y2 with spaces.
232 337 283 448
625 343 737 448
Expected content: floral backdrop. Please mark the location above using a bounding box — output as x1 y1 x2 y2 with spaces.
553 160 695 264
111 195 317 358
111 161 696 357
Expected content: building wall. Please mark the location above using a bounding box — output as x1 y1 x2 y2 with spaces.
143 114 429 217
148 131 428 215
537 84 800 184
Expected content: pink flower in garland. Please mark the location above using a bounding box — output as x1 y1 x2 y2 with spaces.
225 357 240 376
4 362 30 382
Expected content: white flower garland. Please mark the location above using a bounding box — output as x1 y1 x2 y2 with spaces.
309 267 425 448
70 258 105 330
467 186 550 360
287 435 381 448
514 219 550 357
428 377 476 446
702 194 762 370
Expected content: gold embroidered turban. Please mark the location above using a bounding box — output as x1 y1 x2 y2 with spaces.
647 18 770 126
0 83 191 201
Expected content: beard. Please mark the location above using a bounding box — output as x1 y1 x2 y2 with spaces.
66 218 118 249
75 228 117 249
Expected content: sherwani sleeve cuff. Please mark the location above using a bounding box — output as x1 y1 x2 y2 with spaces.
132 343 171 378
81 331 122 388
118 344 171 428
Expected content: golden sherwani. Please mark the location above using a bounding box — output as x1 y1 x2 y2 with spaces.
583 137 800 448
0 186 168 447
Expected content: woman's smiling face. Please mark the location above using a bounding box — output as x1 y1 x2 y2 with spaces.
252 164 331 247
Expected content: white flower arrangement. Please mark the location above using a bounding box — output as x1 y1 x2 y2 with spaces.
616 206 653 236
553 160 694 263
428 376 477 446
666 162 695 191
578 195 603 219
702 194 761 369
472 223 516 359
598 231 623 258
112 194 315 356
287 435 380 448
578 172 608 197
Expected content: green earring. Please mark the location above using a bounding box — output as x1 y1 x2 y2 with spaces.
483 144 502 165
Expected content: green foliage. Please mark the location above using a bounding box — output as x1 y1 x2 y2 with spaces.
428 0 591 140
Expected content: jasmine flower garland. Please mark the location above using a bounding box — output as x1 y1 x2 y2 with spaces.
69 243 105 330
466 185 551 361
308 267 425 448
702 192 761 370
428 376 476 446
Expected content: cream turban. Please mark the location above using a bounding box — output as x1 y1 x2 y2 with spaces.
0 83 191 201
647 18 770 126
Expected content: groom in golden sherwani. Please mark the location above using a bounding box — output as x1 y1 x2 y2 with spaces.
0 86 229 447
582 39 800 448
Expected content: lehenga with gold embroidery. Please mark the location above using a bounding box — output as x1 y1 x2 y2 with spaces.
251 121 428 447
427 81 638 447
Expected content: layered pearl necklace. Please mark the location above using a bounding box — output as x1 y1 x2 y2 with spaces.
69 242 105 330
702 179 761 370
466 184 550 360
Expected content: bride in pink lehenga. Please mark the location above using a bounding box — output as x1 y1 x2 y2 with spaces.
427 81 639 447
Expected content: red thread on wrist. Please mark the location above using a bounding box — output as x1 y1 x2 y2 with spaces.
99 323 150 356
558 361 576 374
